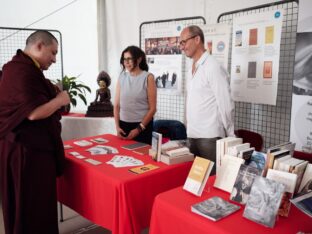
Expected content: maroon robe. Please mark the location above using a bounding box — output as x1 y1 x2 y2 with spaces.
0 50 65 234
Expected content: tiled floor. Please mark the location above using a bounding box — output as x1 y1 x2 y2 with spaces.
0 200 149 234
0 200 109 234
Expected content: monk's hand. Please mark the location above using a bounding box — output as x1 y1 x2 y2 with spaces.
56 91 70 107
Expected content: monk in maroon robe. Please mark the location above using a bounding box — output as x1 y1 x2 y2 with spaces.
0 30 70 234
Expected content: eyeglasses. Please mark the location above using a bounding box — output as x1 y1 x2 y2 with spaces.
123 57 133 62
179 35 198 47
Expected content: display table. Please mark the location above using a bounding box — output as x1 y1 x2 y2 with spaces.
60 115 116 140
149 176 311 234
57 134 192 234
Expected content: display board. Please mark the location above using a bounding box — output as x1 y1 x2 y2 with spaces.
218 0 299 150
140 17 206 123
0 27 63 81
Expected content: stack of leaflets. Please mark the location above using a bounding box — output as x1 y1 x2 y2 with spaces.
86 145 118 155
106 155 144 168
191 196 240 221
68 151 86 159
73 140 93 147
90 137 108 144
243 176 285 228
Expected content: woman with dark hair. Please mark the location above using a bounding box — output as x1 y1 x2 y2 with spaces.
114 45 157 144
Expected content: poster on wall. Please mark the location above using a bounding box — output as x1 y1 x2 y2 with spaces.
202 23 231 70
230 10 283 105
144 25 183 95
290 0 312 153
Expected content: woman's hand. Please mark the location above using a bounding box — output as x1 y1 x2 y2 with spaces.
116 127 127 139
126 128 140 140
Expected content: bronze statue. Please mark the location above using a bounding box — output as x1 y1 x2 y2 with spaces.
92 71 111 105
86 71 114 117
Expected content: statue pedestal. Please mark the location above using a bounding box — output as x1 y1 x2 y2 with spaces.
86 102 113 117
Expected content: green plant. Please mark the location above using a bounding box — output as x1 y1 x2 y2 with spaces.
56 75 91 107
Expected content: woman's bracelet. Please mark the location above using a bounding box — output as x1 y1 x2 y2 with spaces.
136 123 146 132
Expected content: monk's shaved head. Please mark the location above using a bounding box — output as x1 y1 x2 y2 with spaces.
26 30 58 47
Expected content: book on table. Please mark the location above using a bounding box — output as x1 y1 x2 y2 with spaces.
266 169 298 217
243 176 285 228
122 142 149 150
298 163 312 194
230 164 262 204
191 196 240 221
183 157 214 196
160 153 194 165
214 154 245 193
150 131 162 162
290 191 312 218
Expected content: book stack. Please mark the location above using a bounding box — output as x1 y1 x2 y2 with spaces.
160 140 194 165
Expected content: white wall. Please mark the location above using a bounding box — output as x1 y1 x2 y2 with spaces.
1 0 279 112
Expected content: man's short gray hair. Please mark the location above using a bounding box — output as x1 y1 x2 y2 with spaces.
187 25 204 44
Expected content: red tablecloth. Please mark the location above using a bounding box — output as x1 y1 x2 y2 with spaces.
57 134 192 234
61 112 85 117
149 176 312 234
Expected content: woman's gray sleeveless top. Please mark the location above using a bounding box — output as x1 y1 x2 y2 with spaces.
119 70 149 122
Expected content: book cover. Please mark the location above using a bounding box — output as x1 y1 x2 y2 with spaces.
151 132 162 162
247 61 257 78
266 169 297 217
246 151 267 171
227 143 250 157
214 155 245 193
183 157 214 196
298 163 312 194
249 28 258 45
243 177 285 228
230 164 262 204
265 25 274 44
191 196 240 221
238 147 255 161
263 61 272 79
129 164 159 174
290 191 312 218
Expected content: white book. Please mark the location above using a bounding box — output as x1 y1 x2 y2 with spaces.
273 155 292 170
266 169 297 217
298 163 312 194
216 137 241 176
227 143 250 157
183 157 214 196
151 131 162 162
214 154 245 193
165 147 190 157
292 161 309 194
161 153 194 165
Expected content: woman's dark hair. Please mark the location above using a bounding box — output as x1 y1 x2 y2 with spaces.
97 71 111 87
120 45 149 71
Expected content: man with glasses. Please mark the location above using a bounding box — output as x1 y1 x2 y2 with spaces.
179 25 235 175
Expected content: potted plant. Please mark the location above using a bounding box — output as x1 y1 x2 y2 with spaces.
55 75 91 114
